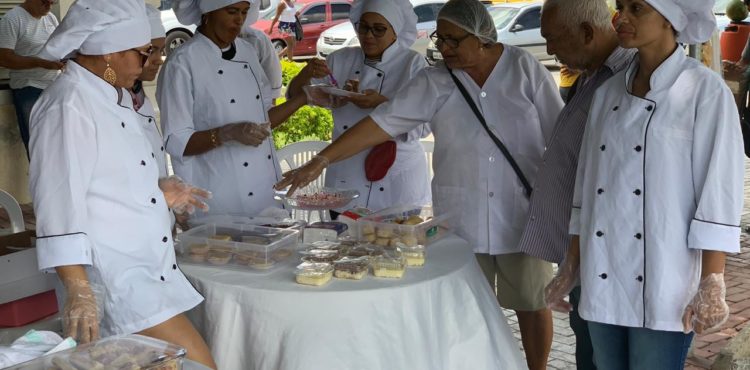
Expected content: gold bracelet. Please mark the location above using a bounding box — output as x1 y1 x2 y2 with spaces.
210 128 220 148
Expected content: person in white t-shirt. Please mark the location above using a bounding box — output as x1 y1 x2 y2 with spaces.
0 0 63 159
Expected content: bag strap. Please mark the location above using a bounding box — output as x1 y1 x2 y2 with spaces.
447 67 532 197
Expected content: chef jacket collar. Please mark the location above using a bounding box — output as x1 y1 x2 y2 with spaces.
624 45 685 96
67 61 131 108
361 40 406 69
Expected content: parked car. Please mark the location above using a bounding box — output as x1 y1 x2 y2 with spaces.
316 0 447 58
426 1 552 64
252 0 352 58
160 0 281 56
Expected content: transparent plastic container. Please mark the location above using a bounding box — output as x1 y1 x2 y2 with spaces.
275 187 359 211
7 334 185 369
333 257 370 280
295 262 334 286
358 205 451 248
371 253 407 279
176 223 299 272
300 249 340 263
400 245 426 267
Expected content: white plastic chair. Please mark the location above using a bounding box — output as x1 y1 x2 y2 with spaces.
0 190 24 235
420 140 434 181
276 140 330 221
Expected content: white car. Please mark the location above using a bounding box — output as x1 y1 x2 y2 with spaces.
427 1 552 64
161 0 280 56
316 0 448 58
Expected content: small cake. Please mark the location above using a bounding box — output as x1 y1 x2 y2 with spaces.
209 234 232 242
403 215 424 225
389 237 403 248
401 246 426 267
271 248 293 261
372 255 406 279
361 224 375 235
295 262 334 286
187 244 210 262
362 233 376 243
209 245 233 254
401 234 419 247
207 251 232 265
333 257 369 280
301 249 340 263
375 227 393 238
248 258 275 269
374 237 390 247
188 252 207 263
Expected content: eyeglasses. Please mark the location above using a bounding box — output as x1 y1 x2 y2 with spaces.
430 31 474 49
131 46 154 67
355 22 389 38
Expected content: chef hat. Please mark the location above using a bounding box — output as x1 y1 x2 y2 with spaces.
242 0 261 32
147 5 167 39
643 0 716 44
349 0 418 48
40 0 150 60
173 0 251 25
437 0 497 44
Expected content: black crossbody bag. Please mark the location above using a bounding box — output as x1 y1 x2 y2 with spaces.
447 68 532 197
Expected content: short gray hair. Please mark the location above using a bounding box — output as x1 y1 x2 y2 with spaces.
542 0 612 32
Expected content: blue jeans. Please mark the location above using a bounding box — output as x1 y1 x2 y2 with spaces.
569 287 597 370
588 321 694 370
11 86 44 159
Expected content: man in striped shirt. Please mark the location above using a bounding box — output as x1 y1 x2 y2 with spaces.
518 0 635 368
0 0 63 159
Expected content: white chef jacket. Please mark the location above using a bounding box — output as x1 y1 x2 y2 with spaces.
240 27 283 99
570 47 744 332
371 45 562 254
158 32 282 216
322 45 431 211
28 61 203 336
135 91 169 177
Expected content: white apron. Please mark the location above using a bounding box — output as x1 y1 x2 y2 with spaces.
158 32 282 216
322 45 431 211
29 62 203 336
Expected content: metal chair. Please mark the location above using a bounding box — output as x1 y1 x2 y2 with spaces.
0 189 24 235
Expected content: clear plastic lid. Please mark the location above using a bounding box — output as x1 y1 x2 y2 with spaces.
300 249 340 263
295 261 334 277
398 245 426 257
333 256 370 272
372 252 407 270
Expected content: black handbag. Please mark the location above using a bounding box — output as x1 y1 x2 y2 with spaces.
447 67 532 197
294 15 304 42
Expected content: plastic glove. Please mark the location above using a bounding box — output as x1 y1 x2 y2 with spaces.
61 279 100 344
544 258 578 313
304 58 331 80
274 155 330 196
682 273 730 334
159 176 212 214
346 89 388 109
302 85 337 108
218 122 271 147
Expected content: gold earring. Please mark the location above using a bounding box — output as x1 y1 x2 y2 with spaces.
103 62 116 85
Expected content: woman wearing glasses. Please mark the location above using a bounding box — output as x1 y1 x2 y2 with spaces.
159 0 307 217
29 0 216 368
287 0 431 215
277 1 561 368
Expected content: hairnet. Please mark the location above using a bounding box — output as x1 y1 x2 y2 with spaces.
173 0 250 25
437 0 497 44
349 0 418 48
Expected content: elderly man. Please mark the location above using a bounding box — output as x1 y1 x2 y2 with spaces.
516 0 634 368
0 0 63 159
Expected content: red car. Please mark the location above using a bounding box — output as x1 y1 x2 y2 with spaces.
252 0 352 58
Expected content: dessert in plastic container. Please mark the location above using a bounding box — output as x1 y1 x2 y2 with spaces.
400 245 426 267
275 186 359 210
7 334 185 370
371 253 407 279
358 205 451 248
333 257 370 280
294 262 334 286
300 248 340 263
176 223 299 272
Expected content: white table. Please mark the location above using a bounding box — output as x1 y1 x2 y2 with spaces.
181 235 526 370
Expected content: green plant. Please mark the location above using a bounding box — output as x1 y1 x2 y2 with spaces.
272 98 333 149
281 60 305 86
727 0 749 23
273 60 332 149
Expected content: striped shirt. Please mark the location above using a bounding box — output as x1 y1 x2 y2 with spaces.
517 46 635 263
0 6 59 89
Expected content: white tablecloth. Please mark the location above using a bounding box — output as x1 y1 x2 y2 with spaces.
181 235 526 370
